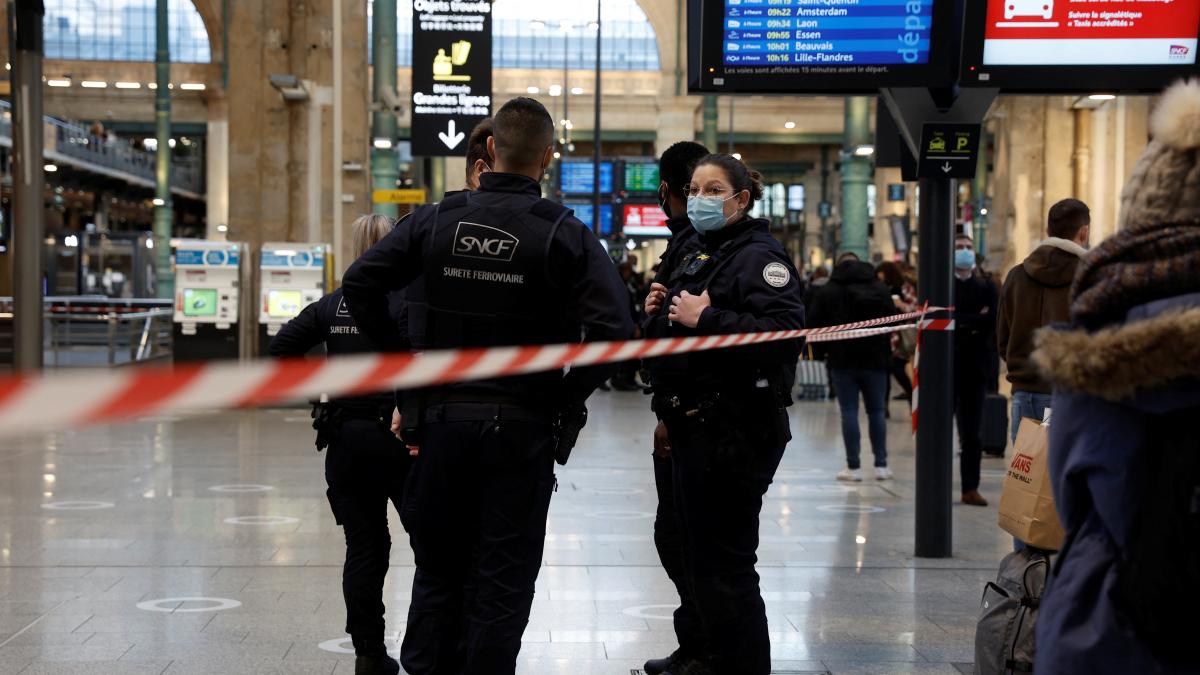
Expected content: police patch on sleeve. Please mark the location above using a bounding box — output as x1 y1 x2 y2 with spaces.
762 262 791 288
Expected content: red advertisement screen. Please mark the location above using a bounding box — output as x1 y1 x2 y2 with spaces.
622 204 671 237
983 0 1200 65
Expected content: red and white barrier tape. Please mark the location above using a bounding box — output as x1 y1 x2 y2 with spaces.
911 315 956 435
0 306 950 440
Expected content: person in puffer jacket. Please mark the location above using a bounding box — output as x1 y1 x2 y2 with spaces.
1031 78 1200 675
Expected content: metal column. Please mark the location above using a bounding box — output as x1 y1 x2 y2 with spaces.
591 0 601 234
915 176 956 558
702 95 718 151
840 96 872 260
11 0 45 370
371 0 399 216
153 0 174 299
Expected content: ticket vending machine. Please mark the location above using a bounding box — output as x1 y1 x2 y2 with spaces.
258 242 329 354
172 239 246 361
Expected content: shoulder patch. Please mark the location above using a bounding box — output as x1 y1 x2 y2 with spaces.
762 261 791 288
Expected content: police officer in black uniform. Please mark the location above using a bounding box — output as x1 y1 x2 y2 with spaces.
341 97 632 675
644 154 805 675
268 214 408 675
640 140 710 675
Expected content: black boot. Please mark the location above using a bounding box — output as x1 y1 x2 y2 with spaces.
644 649 684 675
355 652 400 675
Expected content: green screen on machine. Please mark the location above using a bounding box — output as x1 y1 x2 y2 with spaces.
183 288 218 317
623 163 659 193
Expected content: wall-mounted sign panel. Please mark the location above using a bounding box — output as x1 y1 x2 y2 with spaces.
411 0 493 156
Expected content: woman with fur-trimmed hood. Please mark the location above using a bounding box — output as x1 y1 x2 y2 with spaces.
1032 79 1200 674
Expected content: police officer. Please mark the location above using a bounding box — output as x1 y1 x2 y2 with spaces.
268 214 409 675
640 140 710 675
341 97 632 675
644 154 805 675
463 117 493 191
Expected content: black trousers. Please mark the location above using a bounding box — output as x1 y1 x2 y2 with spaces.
891 356 913 399
324 419 412 656
399 408 557 675
666 409 789 675
652 450 704 657
955 369 986 494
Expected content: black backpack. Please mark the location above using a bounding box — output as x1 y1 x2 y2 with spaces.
974 548 1049 675
1114 406 1200 664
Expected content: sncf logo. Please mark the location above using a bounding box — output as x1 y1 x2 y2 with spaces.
1011 453 1034 474
452 222 519 262
1170 45 1190 60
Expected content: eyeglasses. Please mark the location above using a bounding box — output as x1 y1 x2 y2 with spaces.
685 184 731 198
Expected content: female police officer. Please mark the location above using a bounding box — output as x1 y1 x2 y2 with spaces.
644 154 805 675
269 214 408 675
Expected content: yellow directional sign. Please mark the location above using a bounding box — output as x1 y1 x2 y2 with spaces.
373 189 428 205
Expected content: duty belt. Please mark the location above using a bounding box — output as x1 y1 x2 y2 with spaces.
421 402 555 425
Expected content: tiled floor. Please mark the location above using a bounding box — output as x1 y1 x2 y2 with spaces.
0 391 1014 674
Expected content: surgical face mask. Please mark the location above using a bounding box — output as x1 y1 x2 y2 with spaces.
687 194 738 233
954 249 976 270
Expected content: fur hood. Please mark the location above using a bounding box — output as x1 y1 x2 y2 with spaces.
1033 305 1200 401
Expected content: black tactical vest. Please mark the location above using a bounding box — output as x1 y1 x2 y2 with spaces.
419 191 576 351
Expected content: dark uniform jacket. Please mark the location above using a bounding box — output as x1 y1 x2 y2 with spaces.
644 217 805 398
954 271 999 380
807 261 897 372
268 288 408 413
340 172 633 409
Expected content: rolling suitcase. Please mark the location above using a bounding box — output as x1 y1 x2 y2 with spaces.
982 393 1009 456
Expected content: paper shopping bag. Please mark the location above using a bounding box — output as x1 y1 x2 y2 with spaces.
997 417 1065 551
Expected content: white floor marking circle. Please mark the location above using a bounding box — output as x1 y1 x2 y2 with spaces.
817 504 886 514
223 515 299 525
318 635 401 657
621 604 676 621
41 501 115 511
208 484 274 493
136 597 242 613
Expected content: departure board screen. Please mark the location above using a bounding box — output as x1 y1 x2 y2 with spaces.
721 0 933 66
623 163 660 193
566 202 614 235
560 162 614 195
689 0 956 93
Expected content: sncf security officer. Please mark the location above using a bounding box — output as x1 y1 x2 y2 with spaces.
268 214 409 675
644 154 804 675
341 97 632 675
640 140 710 675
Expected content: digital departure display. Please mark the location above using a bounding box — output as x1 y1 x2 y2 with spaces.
560 162 614 195
689 0 954 93
720 0 934 66
982 0 1199 65
566 202 614 235
623 163 660 193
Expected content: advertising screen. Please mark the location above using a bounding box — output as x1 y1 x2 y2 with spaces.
982 0 1199 66
566 202 614 235
622 204 671 237
962 0 1200 91
623 162 661 193
689 0 957 93
267 290 304 319
561 162 614 195
182 288 218 317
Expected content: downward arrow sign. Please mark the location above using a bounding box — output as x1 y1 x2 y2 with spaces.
941 162 953 174
439 119 465 150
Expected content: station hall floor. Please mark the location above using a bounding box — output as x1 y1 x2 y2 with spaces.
0 390 1016 675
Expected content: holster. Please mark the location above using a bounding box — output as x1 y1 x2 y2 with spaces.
400 389 427 448
310 402 342 452
553 403 588 466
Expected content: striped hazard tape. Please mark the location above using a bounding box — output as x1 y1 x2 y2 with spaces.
911 314 956 435
0 306 950 440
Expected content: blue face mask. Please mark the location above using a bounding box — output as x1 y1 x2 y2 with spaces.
687 194 737 234
954 249 976 270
